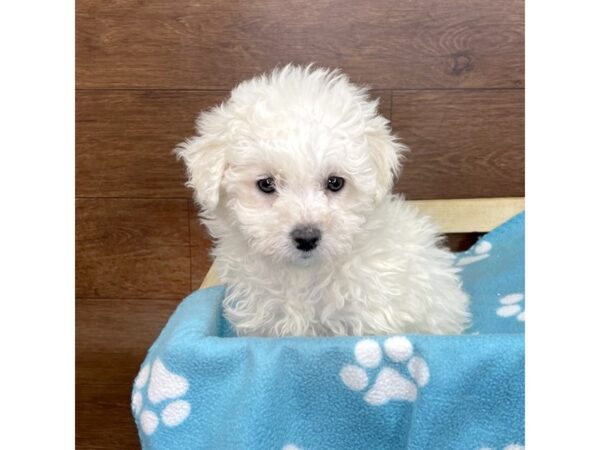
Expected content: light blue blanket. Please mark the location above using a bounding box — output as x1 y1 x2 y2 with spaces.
132 212 525 450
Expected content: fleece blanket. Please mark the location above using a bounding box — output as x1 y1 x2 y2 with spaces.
131 212 525 450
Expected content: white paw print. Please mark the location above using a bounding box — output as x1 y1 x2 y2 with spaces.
456 240 492 266
340 337 429 405
496 293 525 322
131 358 191 436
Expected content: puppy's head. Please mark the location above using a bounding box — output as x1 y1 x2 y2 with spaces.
176 65 406 263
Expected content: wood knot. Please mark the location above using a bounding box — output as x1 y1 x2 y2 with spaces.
451 51 474 76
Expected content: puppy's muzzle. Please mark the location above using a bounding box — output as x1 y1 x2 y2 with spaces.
291 226 321 252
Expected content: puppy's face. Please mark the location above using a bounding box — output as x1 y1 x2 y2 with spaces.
177 66 405 264
221 129 377 263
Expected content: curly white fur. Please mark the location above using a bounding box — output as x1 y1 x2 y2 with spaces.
176 65 470 337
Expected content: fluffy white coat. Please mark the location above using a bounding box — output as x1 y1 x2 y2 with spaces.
176 65 470 337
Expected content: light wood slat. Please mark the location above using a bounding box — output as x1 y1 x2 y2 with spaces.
409 197 524 232
200 197 524 288
200 264 219 290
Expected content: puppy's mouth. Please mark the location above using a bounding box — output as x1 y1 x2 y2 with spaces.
293 250 317 267
292 247 319 264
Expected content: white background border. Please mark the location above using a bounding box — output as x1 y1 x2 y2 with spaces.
0 0 74 447
526 0 600 447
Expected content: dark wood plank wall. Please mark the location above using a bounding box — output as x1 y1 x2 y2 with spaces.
76 0 523 447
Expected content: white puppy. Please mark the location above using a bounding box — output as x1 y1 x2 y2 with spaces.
177 65 470 337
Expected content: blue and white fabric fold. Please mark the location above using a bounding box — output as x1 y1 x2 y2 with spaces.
132 212 525 450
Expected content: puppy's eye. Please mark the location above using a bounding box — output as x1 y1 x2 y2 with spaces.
257 177 276 194
326 176 345 192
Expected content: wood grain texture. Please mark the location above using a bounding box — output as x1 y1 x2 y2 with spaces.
76 298 181 449
76 298 180 385
77 88 523 201
371 90 391 122
76 198 190 298
76 382 140 449
76 90 227 198
392 90 524 199
77 0 523 90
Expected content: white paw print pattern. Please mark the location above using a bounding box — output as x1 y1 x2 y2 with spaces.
132 358 191 436
340 337 429 405
496 293 525 322
479 444 524 450
456 240 492 266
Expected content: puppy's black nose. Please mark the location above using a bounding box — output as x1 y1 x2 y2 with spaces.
291 226 321 252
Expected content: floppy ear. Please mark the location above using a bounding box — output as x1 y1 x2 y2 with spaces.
365 117 407 202
175 112 228 212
